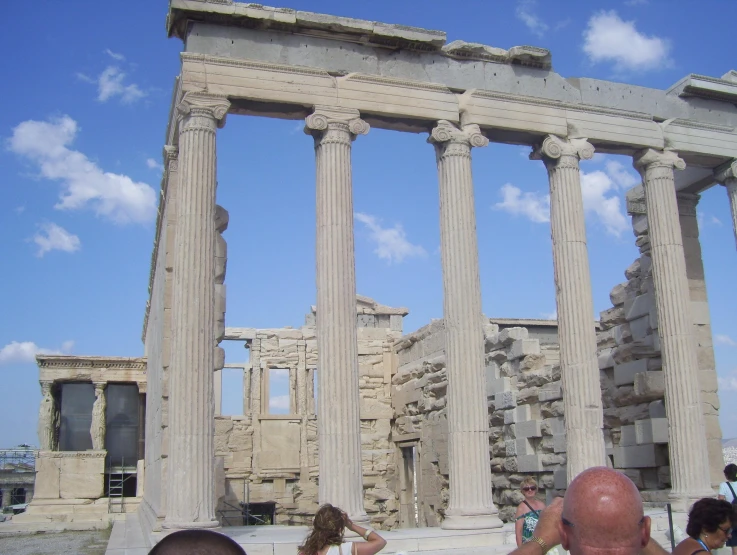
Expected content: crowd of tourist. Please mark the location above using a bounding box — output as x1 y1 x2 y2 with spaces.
144 464 737 555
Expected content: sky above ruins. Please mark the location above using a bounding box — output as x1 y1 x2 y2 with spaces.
1 0 736 447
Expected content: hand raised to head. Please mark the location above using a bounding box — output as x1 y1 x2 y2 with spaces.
533 497 564 548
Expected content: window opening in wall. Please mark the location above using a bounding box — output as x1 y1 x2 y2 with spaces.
313 369 319 413
10 488 26 505
106 384 140 468
59 383 95 451
269 368 290 415
400 446 419 528
222 367 245 416
221 340 250 416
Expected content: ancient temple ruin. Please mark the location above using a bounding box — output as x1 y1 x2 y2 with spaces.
21 1 737 552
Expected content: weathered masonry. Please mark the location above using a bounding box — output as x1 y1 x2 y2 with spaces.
29 0 737 538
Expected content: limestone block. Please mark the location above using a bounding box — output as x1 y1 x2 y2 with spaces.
635 418 669 445
613 359 648 386
486 362 500 381
629 316 650 343
633 371 664 398
600 306 626 329
510 339 540 360
214 347 225 371
494 390 517 410
516 438 535 456
518 455 544 473
487 376 511 397
34 455 61 499
357 314 376 328
538 382 562 402
215 205 229 233
504 439 517 456
649 400 666 418
553 434 567 453
554 467 568 489
609 283 627 306
613 323 632 345
499 327 528 346
516 420 542 438
620 425 637 446
613 444 667 468
543 417 565 435
59 455 105 499
625 293 653 321
598 348 615 370
389 315 403 332
690 301 711 325
505 405 532 425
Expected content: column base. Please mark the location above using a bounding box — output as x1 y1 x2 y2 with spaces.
668 489 716 512
441 511 503 530
162 519 220 530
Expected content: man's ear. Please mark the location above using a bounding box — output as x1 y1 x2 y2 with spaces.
559 519 571 550
641 516 652 548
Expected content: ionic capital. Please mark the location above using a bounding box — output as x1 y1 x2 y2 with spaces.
714 159 737 185
633 148 686 177
305 106 369 144
176 92 230 129
429 120 488 152
531 135 594 168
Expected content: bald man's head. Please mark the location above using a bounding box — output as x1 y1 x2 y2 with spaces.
149 529 246 555
560 467 650 555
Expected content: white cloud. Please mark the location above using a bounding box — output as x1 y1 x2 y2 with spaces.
8 116 157 224
14 205 26 214
540 310 557 320
96 66 146 103
580 170 629 237
104 49 125 61
269 395 290 411
583 11 671 72
516 0 548 37
493 183 550 223
624 0 648 5
719 371 737 393
0 340 74 365
716 335 737 347
146 158 164 172
355 212 427 264
604 160 639 189
33 222 81 257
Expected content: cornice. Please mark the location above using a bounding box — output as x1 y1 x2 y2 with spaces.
342 73 452 94
36 356 147 371
38 450 107 459
666 118 735 133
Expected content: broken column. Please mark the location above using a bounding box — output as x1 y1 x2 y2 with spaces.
164 92 229 529
305 106 369 523
429 120 502 530
532 135 606 483
715 160 737 251
633 148 713 507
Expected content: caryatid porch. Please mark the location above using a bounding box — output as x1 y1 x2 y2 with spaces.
139 0 737 538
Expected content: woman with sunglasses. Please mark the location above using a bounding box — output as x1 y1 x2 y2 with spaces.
673 498 736 555
514 477 547 547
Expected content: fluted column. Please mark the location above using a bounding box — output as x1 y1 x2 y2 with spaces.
429 120 502 530
305 105 369 523
531 135 606 482
91 382 107 451
163 92 229 530
633 149 713 508
715 160 737 251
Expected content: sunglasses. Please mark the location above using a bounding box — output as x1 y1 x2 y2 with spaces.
522 486 537 492
718 525 733 535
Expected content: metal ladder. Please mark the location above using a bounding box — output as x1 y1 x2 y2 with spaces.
108 458 126 514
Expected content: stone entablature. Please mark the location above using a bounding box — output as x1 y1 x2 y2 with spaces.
37 355 147 390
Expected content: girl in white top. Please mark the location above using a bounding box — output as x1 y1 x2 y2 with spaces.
717 463 737 555
298 503 387 555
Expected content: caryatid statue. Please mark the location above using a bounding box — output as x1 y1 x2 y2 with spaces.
90 382 107 450
37 381 58 451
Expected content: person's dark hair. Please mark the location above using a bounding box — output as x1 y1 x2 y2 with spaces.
725 464 737 482
686 498 737 539
148 529 246 555
299 504 345 555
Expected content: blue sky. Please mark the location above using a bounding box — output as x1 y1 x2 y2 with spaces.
1 0 735 446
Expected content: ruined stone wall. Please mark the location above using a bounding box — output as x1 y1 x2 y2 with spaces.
214 299 403 528
391 319 564 524
596 187 723 496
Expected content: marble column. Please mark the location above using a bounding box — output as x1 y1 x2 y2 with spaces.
90 382 107 451
429 120 502 530
297 341 310 477
163 92 229 530
250 339 262 415
531 135 606 482
715 160 737 251
305 105 369 523
37 381 58 451
633 149 714 507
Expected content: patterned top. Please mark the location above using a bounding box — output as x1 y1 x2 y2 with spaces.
517 509 541 542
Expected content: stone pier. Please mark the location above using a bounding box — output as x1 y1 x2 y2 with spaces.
306 106 369 523
532 135 606 482
430 120 502 530
715 160 737 251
